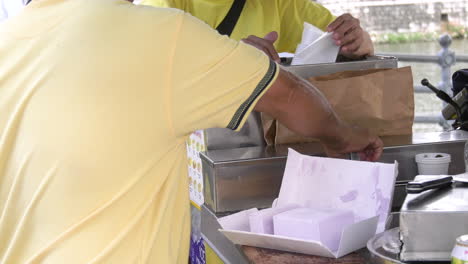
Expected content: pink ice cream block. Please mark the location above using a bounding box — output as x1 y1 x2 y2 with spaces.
273 208 355 251
249 205 299 234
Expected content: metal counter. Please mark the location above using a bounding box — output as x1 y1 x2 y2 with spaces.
201 130 468 214
400 183 468 261
200 131 468 264
196 55 468 263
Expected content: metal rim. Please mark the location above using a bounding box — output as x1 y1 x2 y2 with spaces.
366 228 404 264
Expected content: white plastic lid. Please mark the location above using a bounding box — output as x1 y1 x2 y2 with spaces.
415 153 451 164
457 234 468 246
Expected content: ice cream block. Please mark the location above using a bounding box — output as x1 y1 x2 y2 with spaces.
273 208 355 251
249 205 299 234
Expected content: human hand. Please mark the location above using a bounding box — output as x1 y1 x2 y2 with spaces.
321 125 383 162
327 14 374 58
242 31 281 63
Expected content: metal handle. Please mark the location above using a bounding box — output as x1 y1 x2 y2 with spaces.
406 176 453 194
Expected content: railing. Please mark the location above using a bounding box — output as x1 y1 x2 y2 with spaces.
377 34 468 130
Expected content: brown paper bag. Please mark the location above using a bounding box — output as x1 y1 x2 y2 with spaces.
262 67 414 145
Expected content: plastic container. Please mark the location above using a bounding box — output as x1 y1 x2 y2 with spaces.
415 153 451 175
451 234 468 263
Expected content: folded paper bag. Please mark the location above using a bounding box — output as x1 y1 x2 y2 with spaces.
262 67 414 145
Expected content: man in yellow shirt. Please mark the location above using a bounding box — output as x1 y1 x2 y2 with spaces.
0 0 382 263
141 0 374 62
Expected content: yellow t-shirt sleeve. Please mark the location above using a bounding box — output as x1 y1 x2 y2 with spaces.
170 13 278 136
140 0 174 8
278 0 336 53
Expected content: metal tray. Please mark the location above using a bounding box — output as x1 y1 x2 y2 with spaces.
285 55 397 78
400 184 468 262
200 131 468 214
366 228 450 264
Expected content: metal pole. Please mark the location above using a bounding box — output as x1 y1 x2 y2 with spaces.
437 34 457 130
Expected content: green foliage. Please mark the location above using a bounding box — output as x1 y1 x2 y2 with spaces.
373 32 438 44
372 23 467 44
447 23 468 39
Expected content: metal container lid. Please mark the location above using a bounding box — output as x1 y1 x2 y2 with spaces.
456 235 468 247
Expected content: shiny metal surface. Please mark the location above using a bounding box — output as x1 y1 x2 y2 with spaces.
379 131 468 209
200 205 249 264
201 131 468 214
366 228 450 264
201 143 327 213
203 56 398 151
401 184 468 212
399 130 468 145
286 55 397 79
367 228 404 264
202 148 287 213
391 184 408 211
379 136 466 181
204 112 266 151
400 183 468 262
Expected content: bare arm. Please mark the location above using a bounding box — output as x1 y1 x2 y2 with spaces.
254 68 383 161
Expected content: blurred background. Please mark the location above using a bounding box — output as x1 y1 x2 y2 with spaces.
317 0 468 133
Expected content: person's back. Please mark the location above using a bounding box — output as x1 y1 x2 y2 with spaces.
0 0 278 262
0 1 187 263
0 0 384 263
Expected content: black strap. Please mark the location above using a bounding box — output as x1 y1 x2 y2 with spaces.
26 0 32 4
215 0 246 37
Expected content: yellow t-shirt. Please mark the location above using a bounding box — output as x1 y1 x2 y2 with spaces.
141 0 335 53
0 0 278 263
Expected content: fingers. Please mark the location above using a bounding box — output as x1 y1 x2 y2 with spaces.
332 18 358 42
242 38 280 63
369 137 384 161
327 13 351 32
264 31 279 43
328 14 366 55
242 33 281 63
334 129 383 162
333 23 359 45
340 28 364 53
320 124 383 162
358 136 384 162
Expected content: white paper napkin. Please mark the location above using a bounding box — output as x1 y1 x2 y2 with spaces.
291 22 340 66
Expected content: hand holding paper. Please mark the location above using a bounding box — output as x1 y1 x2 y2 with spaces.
327 14 374 58
291 23 340 65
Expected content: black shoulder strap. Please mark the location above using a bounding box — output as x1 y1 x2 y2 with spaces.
216 0 246 37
